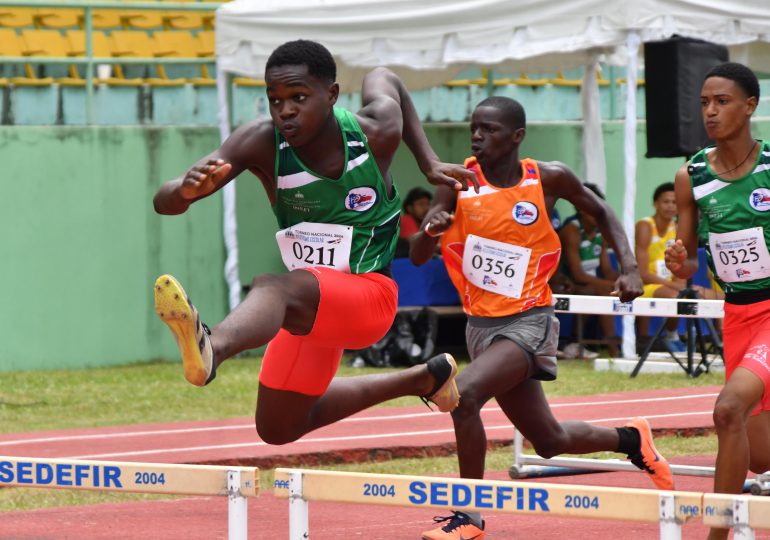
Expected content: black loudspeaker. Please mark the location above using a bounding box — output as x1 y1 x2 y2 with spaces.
644 36 729 158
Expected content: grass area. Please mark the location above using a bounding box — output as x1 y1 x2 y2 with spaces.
0 355 723 511
0 356 723 434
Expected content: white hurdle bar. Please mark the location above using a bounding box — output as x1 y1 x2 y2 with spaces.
275 467 709 539
510 429 717 479
552 294 724 319
0 456 259 540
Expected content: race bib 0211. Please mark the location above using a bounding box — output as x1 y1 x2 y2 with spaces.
276 222 353 273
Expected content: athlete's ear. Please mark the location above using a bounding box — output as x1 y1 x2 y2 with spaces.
746 95 758 116
328 82 340 106
512 127 526 144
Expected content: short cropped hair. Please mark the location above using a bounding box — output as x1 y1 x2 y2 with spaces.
475 96 526 130
583 182 605 200
266 40 336 84
403 187 432 210
653 182 675 202
704 62 760 101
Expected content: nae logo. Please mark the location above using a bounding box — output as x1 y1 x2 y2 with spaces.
345 187 377 212
294 192 305 199
512 201 538 225
749 188 770 211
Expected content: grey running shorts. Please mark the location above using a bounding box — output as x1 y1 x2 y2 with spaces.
465 306 559 381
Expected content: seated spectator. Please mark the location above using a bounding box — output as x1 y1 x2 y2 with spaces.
558 183 620 357
395 187 432 258
635 182 693 351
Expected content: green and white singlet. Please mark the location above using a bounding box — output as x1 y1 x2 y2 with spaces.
272 108 401 274
564 219 603 277
689 140 770 300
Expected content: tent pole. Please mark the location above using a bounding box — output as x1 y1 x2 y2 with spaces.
621 32 641 360
217 64 243 312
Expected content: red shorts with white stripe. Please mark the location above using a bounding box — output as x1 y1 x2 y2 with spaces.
258 267 398 396
723 297 770 415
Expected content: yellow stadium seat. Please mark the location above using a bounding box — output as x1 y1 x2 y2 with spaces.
20 29 69 56
163 11 205 30
0 28 24 56
21 30 86 83
0 29 52 85
111 30 185 83
64 30 111 57
550 71 582 87
65 30 142 85
110 30 154 57
36 8 80 29
120 10 164 29
153 30 198 58
85 9 122 30
194 30 215 57
0 8 36 28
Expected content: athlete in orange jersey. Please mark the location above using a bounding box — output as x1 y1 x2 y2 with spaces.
413 97 672 540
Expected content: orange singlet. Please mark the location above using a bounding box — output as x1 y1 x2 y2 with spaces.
441 157 562 317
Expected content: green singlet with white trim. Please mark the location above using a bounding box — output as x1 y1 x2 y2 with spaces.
273 107 402 274
689 139 770 297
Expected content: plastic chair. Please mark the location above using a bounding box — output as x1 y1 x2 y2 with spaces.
66 30 143 85
19 29 81 82
0 8 36 28
84 10 122 30
163 11 205 30
120 10 164 30
36 8 80 29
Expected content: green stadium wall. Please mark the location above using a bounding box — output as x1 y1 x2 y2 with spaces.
3 120 770 371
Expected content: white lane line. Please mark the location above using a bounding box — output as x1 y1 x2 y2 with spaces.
0 392 718 447
66 410 714 460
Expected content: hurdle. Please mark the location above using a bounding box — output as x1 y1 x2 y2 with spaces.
509 293 724 482
274 467 708 539
0 456 259 540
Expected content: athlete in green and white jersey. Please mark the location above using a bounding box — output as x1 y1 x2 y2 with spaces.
666 62 770 540
152 40 478 449
688 141 770 295
273 107 401 275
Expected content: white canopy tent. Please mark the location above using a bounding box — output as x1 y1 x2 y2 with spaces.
214 0 770 357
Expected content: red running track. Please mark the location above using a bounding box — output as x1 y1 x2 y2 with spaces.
2 384 754 540
0 385 720 466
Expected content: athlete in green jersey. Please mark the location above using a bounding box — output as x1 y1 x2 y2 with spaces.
152 40 478 447
666 62 770 540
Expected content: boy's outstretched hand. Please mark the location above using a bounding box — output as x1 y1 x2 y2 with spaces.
180 159 232 200
425 161 479 193
665 239 688 275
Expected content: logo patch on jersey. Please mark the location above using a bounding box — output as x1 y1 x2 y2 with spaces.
345 187 377 212
749 188 770 211
512 201 538 225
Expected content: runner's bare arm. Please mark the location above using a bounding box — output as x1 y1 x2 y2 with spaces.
409 185 458 266
357 68 478 192
153 120 275 215
665 165 699 279
542 162 642 301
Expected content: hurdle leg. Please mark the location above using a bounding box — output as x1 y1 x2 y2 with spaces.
658 492 682 539
733 497 756 540
227 469 248 540
289 470 309 540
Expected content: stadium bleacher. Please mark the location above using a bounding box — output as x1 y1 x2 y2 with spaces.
0 1 768 126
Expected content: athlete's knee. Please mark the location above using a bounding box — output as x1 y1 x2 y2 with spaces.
451 392 484 423
749 455 770 474
250 273 287 293
529 430 569 459
254 416 302 445
712 395 750 433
